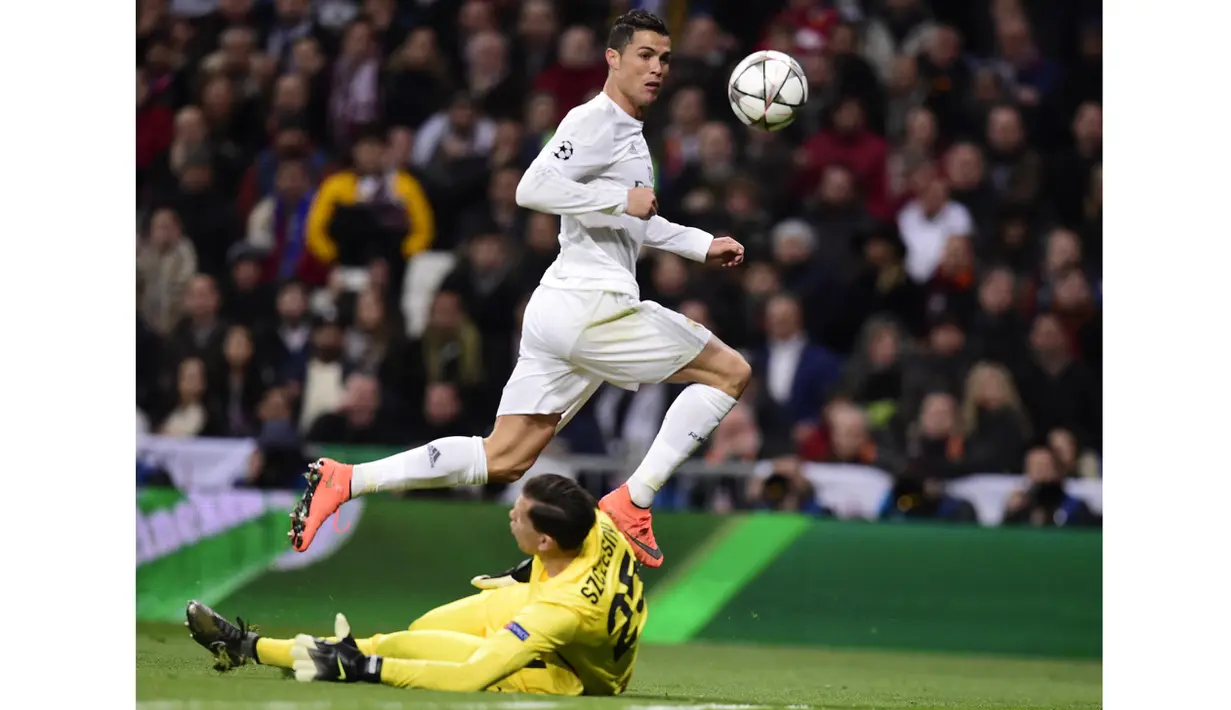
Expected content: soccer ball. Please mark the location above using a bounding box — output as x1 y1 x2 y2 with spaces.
727 50 808 131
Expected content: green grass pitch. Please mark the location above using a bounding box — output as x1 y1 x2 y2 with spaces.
137 622 1102 710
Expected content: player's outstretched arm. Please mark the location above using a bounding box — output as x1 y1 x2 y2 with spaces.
516 121 628 217
379 603 578 692
642 215 716 262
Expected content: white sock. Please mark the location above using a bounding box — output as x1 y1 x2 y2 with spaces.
350 436 488 496
627 384 737 507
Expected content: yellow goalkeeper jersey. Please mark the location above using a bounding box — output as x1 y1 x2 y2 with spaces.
377 510 648 695
520 509 648 695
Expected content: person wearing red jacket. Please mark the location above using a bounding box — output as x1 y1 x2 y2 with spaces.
533 26 608 122
796 96 892 220
137 68 174 183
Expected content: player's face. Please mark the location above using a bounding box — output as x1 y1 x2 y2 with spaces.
509 495 549 556
611 30 671 107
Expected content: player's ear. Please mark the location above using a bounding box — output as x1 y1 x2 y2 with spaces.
605 47 620 71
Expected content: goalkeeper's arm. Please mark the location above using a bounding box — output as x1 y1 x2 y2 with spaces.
365 603 579 693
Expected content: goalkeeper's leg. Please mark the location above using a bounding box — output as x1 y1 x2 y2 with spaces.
235 583 534 669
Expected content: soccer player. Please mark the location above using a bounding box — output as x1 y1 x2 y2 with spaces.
289 9 751 568
187 475 647 696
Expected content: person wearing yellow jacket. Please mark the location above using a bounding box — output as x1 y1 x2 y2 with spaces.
306 128 435 270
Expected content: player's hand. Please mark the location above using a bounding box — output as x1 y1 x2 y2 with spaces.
291 614 380 684
471 557 533 590
706 236 745 268
625 187 658 220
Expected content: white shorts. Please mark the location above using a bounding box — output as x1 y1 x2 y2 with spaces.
497 286 712 424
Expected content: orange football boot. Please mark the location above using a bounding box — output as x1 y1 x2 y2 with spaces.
599 484 663 568
289 458 354 552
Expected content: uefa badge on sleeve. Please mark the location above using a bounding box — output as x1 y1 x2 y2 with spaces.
552 140 574 160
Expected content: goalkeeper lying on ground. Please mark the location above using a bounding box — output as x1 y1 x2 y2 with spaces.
185 474 647 696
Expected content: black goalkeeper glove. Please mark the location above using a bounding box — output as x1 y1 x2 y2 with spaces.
471 557 534 590
290 614 383 684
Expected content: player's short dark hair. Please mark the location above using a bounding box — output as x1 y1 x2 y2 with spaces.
607 10 669 52
522 474 597 552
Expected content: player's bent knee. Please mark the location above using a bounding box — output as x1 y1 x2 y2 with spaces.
708 348 751 399
483 414 557 483
486 454 537 483
726 353 753 396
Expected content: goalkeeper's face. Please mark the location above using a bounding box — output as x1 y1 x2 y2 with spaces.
509 494 552 556
608 30 671 108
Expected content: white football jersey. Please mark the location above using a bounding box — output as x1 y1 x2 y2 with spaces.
516 92 714 299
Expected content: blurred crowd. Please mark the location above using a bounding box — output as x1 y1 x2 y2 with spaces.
136 0 1102 526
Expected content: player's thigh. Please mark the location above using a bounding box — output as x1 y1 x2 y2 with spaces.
369 629 485 663
489 662 584 696
662 333 751 396
494 338 601 474
573 297 712 387
407 586 530 637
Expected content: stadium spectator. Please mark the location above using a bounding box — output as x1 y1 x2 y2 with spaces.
888 106 939 200
658 86 709 184
837 316 908 429
801 165 873 283
288 35 331 142
534 25 607 123
384 27 451 131
306 127 436 276
238 114 330 219
1003 447 1099 527
439 229 521 376
246 156 331 286
169 274 230 371
900 314 972 422
1047 427 1101 480
748 456 827 515
417 381 474 442
1015 313 1101 449
876 471 978 523
802 401 906 472
983 104 1043 209
922 235 978 322
293 316 352 433
511 0 560 84
265 0 326 72
138 208 199 336
219 242 276 331
264 280 313 378
967 266 1029 378
944 142 998 247
167 146 244 280
307 372 404 446
661 120 735 225
416 290 486 396
329 17 382 151
916 24 970 141
897 171 973 284
344 288 410 404
886 390 968 479
138 67 176 191
961 362 1030 473
219 324 273 437
832 222 925 351
797 97 892 220
466 30 527 122
157 357 226 438
863 0 937 85
752 294 843 432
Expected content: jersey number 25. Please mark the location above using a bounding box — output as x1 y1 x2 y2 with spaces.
607 551 645 662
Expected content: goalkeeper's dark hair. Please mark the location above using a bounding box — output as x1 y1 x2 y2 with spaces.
522 474 597 552
607 9 669 52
